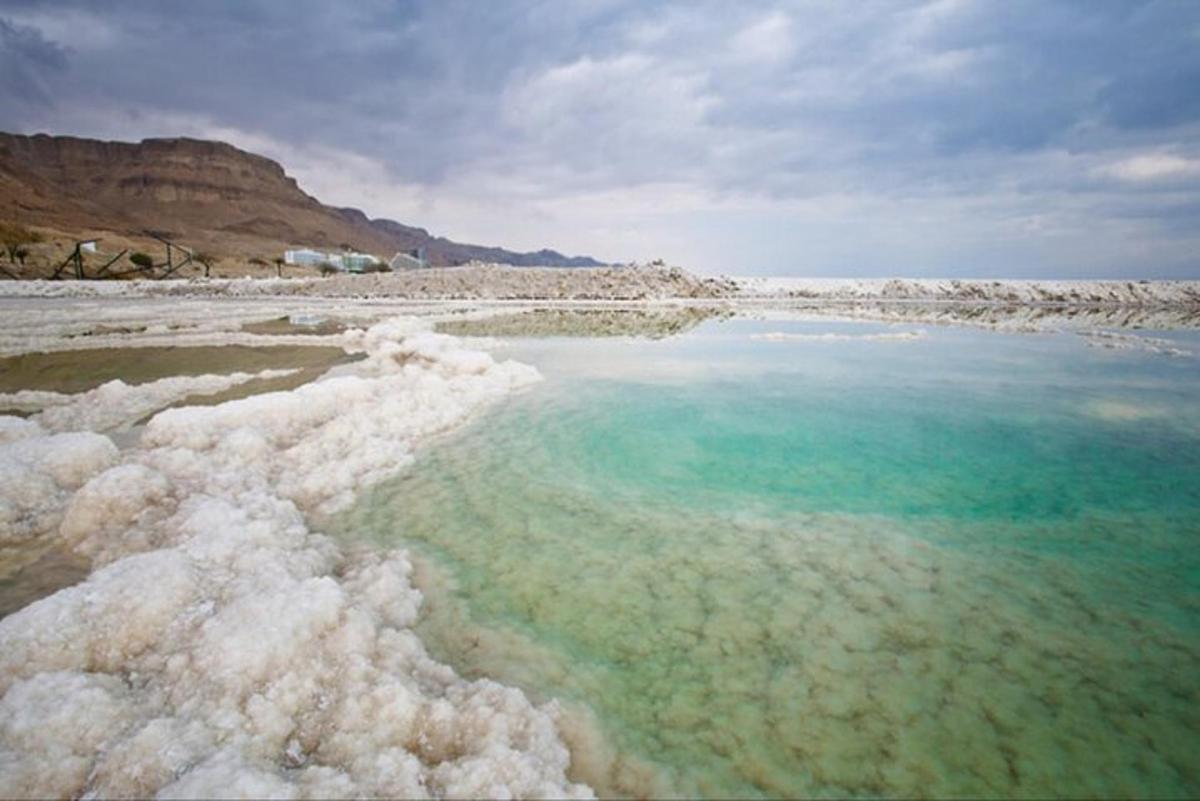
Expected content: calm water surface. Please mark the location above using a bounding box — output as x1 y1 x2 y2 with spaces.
333 316 1200 798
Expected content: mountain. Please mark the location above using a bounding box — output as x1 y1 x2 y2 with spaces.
0 132 605 267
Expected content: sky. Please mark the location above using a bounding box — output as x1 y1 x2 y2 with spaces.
1 0 1199 278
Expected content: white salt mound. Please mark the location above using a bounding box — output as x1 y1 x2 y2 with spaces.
0 424 118 546
0 322 591 799
0 369 302 434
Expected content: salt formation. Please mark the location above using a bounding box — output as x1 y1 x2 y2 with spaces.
1078 329 1194 357
0 418 117 547
750 330 926 342
0 369 300 433
0 263 738 302
734 276 1200 306
0 323 592 799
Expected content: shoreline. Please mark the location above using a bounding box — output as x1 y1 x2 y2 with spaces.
2 268 1199 307
2 295 1197 364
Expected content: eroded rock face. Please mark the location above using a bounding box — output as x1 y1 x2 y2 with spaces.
0 132 603 268
0 134 319 241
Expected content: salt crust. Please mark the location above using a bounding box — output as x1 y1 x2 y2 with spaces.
1078 330 1194 357
750 330 926 342
0 421 118 547
0 322 592 799
0 369 301 433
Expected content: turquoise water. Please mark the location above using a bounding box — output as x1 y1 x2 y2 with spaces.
333 317 1200 798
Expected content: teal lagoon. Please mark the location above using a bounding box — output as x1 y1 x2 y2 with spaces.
333 316 1200 798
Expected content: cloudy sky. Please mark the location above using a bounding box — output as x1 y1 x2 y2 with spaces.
2 0 1199 277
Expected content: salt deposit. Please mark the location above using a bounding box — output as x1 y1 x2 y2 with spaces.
734 276 1200 306
436 307 728 339
0 369 301 433
0 422 117 547
0 264 737 302
0 321 593 799
750 330 926 342
1084 399 1174 423
3 271 1199 307
1078 330 1194 357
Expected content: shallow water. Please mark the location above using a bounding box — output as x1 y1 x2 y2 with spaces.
340 317 1200 797
0 343 356 394
0 546 89 620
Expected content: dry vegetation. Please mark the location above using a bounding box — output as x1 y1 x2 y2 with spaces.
0 224 326 280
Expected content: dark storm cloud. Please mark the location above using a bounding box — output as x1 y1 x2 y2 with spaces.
0 15 67 109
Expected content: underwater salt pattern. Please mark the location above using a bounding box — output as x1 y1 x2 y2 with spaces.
335 320 1200 798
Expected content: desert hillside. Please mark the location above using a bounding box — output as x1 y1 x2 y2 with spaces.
0 132 603 273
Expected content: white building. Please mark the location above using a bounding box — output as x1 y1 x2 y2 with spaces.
342 252 380 272
284 248 326 266
389 247 429 270
284 248 381 272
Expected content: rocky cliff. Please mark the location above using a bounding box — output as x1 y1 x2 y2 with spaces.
0 132 604 267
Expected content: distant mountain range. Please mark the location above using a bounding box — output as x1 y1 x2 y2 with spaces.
0 132 605 267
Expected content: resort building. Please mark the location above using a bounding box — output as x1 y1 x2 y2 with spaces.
341 252 380 272
283 248 327 267
389 247 429 270
283 248 382 272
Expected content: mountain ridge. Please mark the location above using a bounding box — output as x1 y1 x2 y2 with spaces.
0 132 605 268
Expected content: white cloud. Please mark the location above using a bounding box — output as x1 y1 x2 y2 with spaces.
1100 153 1200 183
503 53 715 131
498 52 718 185
729 11 794 64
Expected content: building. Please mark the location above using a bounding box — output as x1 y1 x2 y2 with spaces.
284 248 326 267
284 248 381 272
341 252 381 273
389 247 429 270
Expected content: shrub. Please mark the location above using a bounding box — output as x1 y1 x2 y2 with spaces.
0 222 42 263
129 252 154 270
194 252 216 277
